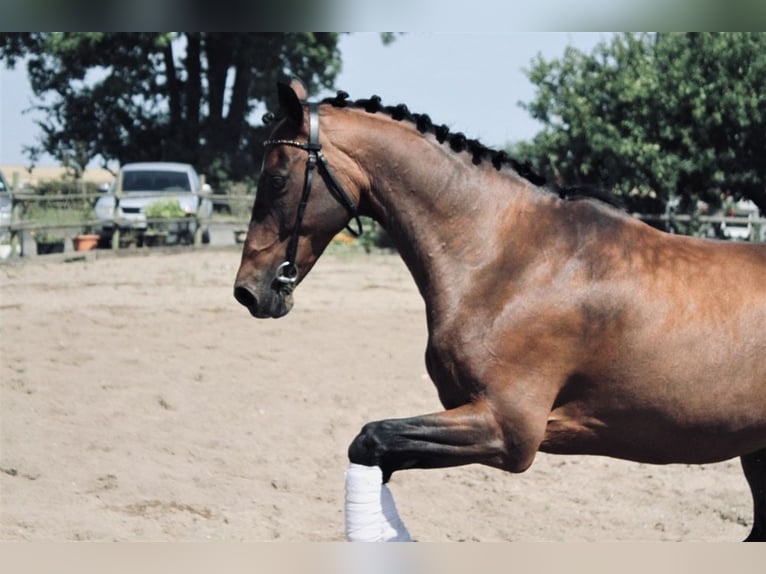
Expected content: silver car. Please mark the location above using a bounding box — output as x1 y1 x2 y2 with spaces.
94 162 213 245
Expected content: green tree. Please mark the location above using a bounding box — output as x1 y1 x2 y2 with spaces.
0 32 344 185
518 32 766 217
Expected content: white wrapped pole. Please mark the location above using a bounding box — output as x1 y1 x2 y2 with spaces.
344 463 412 542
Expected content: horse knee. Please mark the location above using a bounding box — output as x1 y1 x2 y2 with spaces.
347 406 539 482
497 444 537 474
348 420 390 467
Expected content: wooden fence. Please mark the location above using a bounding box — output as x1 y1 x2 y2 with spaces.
0 189 255 258
636 212 766 242
0 188 764 259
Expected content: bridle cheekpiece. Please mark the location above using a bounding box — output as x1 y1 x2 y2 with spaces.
263 102 363 287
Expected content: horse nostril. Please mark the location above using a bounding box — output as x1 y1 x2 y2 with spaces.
234 285 258 311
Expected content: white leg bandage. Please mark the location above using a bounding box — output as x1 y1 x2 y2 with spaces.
344 463 412 542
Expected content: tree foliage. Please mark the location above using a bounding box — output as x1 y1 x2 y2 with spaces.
517 33 766 216
0 32 344 185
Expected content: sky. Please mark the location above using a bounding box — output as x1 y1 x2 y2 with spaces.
0 32 610 167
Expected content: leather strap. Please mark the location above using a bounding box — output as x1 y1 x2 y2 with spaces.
265 102 364 286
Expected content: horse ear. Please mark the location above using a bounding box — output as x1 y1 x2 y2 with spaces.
277 79 307 127
288 77 308 101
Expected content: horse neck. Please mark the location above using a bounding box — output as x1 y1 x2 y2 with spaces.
328 110 543 323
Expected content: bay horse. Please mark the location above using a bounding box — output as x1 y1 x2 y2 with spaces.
234 79 766 541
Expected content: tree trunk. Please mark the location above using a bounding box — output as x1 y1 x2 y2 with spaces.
205 34 228 125
226 57 252 154
163 39 181 128
185 33 202 156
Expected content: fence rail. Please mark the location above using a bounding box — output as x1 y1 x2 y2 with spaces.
0 188 255 257
636 213 766 225
1 188 764 259
635 212 766 242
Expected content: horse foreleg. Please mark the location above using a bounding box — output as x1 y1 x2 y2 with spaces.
344 401 505 542
347 399 538 482
344 398 546 541
741 448 766 542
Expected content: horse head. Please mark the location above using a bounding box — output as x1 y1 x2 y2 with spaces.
234 79 364 318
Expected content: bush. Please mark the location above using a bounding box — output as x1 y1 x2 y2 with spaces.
33 179 100 197
145 199 186 219
357 218 395 253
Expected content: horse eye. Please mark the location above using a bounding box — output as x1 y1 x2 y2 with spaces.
270 175 287 190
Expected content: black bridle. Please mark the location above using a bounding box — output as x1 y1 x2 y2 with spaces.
263 102 363 287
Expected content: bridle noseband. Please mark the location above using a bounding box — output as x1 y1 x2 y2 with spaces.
263 102 363 287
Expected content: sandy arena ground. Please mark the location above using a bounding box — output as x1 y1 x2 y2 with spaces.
0 246 754 541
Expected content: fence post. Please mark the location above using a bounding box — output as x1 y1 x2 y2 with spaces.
10 195 24 258
112 170 122 250
194 177 208 246
748 211 758 242
193 216 203 246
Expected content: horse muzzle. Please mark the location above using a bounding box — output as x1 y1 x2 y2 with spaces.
233 282 294 318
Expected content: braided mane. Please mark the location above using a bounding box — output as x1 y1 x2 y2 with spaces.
321 91 550 187
264 90 623 209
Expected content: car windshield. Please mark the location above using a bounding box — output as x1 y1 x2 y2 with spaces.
122 170 191 192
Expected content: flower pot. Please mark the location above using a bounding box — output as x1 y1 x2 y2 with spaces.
72 233 100 252
36 240 65 255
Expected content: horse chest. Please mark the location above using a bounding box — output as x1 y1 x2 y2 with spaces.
424 339 487 409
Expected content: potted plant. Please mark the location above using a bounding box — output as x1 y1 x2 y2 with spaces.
33 230 66 255
143 199 186 247
72 205 100 251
